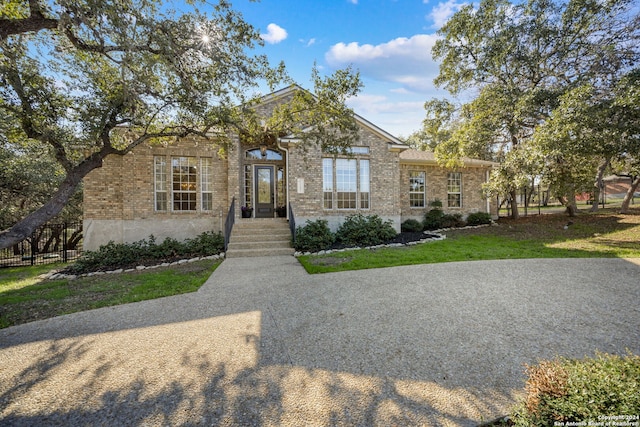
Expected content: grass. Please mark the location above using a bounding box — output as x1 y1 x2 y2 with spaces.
0 259 221 329
298 208 640 274
2 208 639 327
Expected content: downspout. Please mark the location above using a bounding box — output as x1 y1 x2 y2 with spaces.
277 139 290 220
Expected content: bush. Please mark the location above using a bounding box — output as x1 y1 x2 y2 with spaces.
401 219 424 233
441 213 465 228
184 231 225 255
466 211 492 226
512 352 640 426
335 214 397 247
423 200 445 230
293 219 335 252
70 232 224 273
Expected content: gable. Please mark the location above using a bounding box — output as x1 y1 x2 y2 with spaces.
253 85 409 153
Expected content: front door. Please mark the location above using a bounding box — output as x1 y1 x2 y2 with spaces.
255 166 274 218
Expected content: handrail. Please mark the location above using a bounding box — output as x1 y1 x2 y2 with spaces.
288 202 296 244
224 197 235 252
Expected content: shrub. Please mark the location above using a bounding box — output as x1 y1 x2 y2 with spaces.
466 211 492 226
184 231 225 255
335 214 397 247
294 219 335 252
512 352 640 426
423 200 445 230
441 213 465 228
70 232 224 273
401 219 424 233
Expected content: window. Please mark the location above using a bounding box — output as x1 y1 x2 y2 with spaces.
243 165 252 208
245 148 282 160
323 158 370 210
336 159 357 209
322 146 370 155
349 146 370 155
154 156 167 211
409 171 425 208
447 172 462 208
154 156 212 212
359 160 370 209
201 158 213 211
172 157 197 211
323 158 333 209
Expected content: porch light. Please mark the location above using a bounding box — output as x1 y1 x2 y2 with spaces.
260 144 267 158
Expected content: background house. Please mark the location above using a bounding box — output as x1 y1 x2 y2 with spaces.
83 87 497 251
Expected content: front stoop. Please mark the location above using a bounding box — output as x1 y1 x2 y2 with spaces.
226 218 295 258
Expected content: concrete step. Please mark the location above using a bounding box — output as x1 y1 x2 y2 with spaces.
227 240 292 251
225 218 294 258
230 233 291 243
225 247 295 258
234 219 289 229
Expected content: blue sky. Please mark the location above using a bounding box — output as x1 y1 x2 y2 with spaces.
227 0 465 138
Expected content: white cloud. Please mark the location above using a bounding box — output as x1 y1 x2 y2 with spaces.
325 34 441 93
348 0 358 4
260 23 288 44
346 93 426 137
428 0 467 29
348 94 424 116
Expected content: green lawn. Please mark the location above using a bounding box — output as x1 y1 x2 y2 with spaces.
298 209 640 274
2 209 639 328
0 259 221 329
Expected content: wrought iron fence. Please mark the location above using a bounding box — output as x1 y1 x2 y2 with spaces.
224 197 235 252
0 222 83 268
288 202 296 244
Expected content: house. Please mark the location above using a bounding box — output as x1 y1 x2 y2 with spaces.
83 87 497 251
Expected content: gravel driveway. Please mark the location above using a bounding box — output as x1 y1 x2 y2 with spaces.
1 257 639 426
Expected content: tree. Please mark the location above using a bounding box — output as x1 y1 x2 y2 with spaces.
238 64 362 156
534 67 640 214
0 0 361 250
430 0 640 218
0 139 81 229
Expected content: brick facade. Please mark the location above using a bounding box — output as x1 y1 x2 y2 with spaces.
83 87 496 250
83 137 228 250
399 163 497 223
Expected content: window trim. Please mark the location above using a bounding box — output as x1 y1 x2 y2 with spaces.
154 156 168 212
200 157 213 211
409 171 426 208
323 157 370 211
447 172 463 208
171 156 198 212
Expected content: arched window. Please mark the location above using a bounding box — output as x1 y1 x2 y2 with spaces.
245 148 283 161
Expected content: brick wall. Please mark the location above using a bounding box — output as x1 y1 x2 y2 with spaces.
83 137 229 248
287 124 403 230
399 163 498 221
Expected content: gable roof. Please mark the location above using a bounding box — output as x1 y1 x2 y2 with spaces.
257 85 409 151
400 149 497 168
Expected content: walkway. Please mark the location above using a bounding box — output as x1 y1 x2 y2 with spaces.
1 257 639 426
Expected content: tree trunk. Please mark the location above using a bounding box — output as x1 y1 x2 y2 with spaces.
620 176 640 214
589 157 611 212
565 191 578 217
509 189 519 219
0 154 105 250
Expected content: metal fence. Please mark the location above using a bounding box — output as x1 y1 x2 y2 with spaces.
224 198 235 252
288 202 296 243
0 222 83 268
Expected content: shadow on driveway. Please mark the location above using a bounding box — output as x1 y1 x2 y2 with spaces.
1 257 639 426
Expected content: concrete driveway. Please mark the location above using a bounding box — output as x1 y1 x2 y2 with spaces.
1 257 639 426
